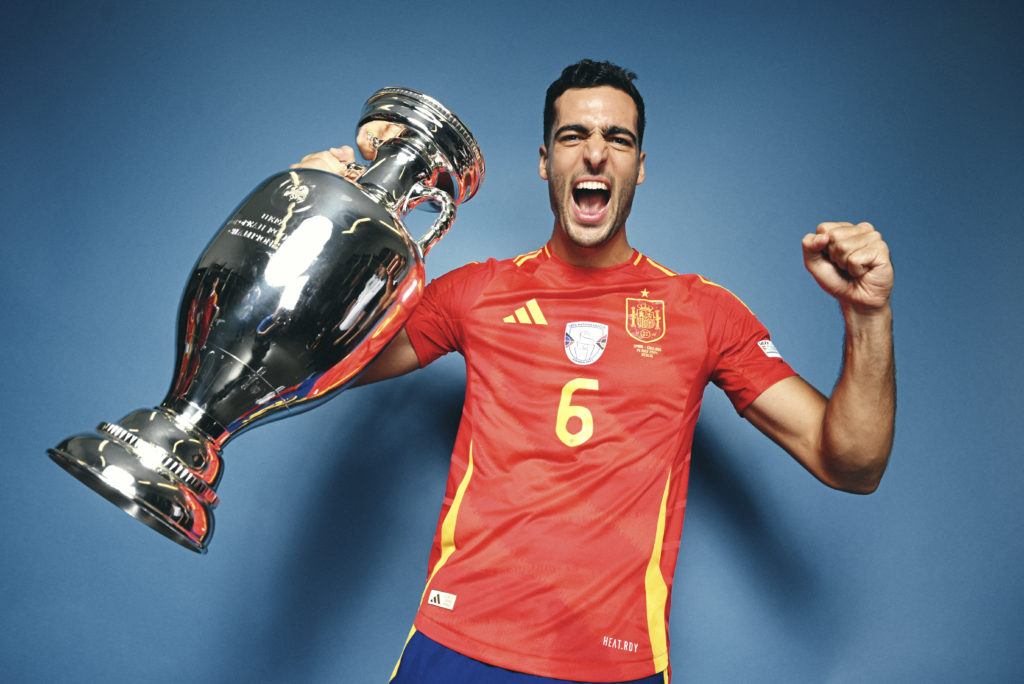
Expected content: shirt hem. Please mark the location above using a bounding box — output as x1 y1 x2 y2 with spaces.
414 616 664 683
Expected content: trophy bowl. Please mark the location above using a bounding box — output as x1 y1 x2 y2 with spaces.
48 88 484 553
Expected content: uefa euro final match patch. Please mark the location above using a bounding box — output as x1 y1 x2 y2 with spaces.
564 322 608 365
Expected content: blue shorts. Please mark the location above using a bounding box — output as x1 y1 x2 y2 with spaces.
391 630 667 684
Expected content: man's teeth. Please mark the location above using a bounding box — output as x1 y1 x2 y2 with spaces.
575 181 608 191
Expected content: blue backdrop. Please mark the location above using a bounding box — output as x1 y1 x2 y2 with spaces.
3 1 1021 682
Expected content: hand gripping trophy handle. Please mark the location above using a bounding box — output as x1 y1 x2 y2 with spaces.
48 88 484 553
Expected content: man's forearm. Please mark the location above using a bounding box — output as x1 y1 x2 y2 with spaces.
820 304 896 493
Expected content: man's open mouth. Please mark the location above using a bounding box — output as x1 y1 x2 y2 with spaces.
572 180 611 221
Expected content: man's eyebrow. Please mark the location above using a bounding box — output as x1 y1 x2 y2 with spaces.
603 126 637 144
553 124 590 138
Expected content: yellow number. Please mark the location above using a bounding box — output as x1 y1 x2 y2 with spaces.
556 378 599 447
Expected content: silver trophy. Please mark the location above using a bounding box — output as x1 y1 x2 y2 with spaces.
48 88 484 553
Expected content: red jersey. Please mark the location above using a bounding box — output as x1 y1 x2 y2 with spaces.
402 244 795 681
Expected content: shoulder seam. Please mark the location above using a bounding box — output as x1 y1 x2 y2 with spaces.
696 274 754 315
642 254 678 277
513 247 545 267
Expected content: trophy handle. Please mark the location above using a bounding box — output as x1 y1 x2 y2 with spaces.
344 163 456 255
405 180 456 256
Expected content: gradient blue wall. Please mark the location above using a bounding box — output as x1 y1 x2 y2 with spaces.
2 1 1021 681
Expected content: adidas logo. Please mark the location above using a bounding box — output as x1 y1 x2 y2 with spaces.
428 589 456 610
503 298 547 325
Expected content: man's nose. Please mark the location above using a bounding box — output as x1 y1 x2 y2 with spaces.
583 137 608 169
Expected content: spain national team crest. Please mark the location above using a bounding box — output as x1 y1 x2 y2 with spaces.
626 296 666 343
564 321 609 365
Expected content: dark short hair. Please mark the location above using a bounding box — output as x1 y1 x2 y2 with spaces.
543 59 646 148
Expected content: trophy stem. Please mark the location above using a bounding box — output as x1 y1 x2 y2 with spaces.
357 134 438 212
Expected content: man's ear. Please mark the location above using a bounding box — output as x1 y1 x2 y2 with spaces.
636 149 646 185
538 145 549 180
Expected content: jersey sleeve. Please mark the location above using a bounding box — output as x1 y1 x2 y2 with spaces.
403 261 492 368
700 280 797 413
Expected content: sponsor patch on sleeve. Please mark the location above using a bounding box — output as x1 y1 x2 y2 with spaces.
758 339 782 359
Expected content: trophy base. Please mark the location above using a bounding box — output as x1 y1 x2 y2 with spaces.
49 429 215 554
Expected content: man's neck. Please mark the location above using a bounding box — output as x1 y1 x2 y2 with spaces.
548 225 634 268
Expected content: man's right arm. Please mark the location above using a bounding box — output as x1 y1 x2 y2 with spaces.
354 330 422 386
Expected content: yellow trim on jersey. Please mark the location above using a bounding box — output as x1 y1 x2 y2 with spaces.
514 248 545 267
427 442 475 586
645 469 672 674
644 255 679 277
392 445 476 679
696 274 754 315
633 251 644 266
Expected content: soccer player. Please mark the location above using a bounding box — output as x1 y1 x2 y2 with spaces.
294 59 895 684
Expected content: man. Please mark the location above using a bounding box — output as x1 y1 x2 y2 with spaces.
295 60 894 684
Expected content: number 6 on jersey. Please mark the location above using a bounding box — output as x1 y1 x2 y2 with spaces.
556 378 600 447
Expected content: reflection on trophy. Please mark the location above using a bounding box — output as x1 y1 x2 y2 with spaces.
48 88 484 553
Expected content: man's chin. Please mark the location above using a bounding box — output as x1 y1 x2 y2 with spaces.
565 222 617 248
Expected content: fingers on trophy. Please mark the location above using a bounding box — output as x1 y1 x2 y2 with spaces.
342 122 408 178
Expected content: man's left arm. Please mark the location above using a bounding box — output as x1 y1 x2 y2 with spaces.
742 222 895 494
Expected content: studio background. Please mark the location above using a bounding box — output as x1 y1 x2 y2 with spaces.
2 1 1020 682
